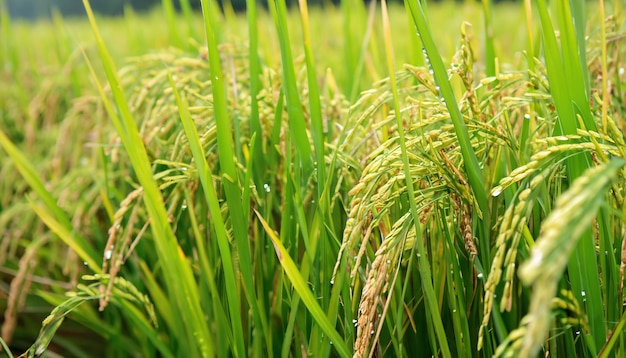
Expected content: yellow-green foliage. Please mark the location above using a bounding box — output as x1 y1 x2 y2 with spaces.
1 1 626 357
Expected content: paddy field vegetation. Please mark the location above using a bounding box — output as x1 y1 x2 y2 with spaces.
1 0 626 356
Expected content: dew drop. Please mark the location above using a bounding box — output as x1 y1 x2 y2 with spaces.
477 273 484 279
104 250 112 260
264 183 271 193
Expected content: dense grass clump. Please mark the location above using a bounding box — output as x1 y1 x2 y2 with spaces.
1 0 626 357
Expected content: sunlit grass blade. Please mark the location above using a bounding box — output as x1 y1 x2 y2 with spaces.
256 211 351 358
82 1 212 356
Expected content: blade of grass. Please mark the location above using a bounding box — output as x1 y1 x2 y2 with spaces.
535 0 595 134
404 0 490 268
22 296 100 358
569 0 589 95
256 211 351 358
198 1 267 355
0 336 13 358
349 0 379 103
246 0 264 190
161 0 180 48
440 206 473 358
181 187 234 350
534 0 605 350
297 0 326 201
168 74 244 357
599 309 626 358
27 198 100 271
382 1 451 356
0 129 100 271
82 1 212 356
481 0 496 76
0 0 18 76
137 260 174 332
267 0 314 177
179 0 197 46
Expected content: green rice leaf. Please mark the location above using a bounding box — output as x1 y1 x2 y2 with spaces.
256 211 351 358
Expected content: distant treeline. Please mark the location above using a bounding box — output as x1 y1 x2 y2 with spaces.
5 0 515 19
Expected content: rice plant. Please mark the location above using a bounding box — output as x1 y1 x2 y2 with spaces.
1 0 626 357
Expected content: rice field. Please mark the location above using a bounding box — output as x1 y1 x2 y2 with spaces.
1 0 626 357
